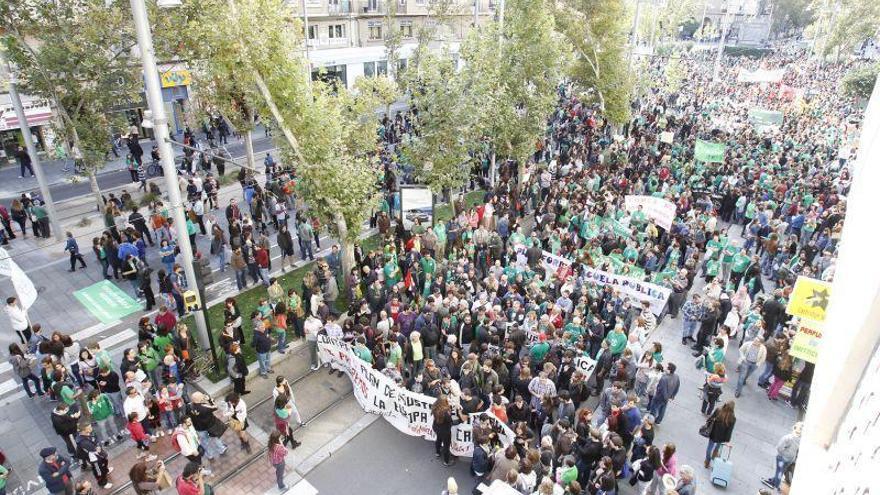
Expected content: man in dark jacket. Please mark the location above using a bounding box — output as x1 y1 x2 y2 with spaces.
51 403 81 457
37 447 74 495
252 324 274 377
76 424 113 489
648 363 680 424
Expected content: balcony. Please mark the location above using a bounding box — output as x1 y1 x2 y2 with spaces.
355 0 386 14
327 0 351 15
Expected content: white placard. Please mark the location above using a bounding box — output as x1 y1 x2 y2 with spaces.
624 195 677 231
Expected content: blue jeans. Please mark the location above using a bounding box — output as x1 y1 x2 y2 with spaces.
735 361 758 395
682 319 699 339
757 361 775 386
771 455 790 487
648 397 669 424
277 331 287 353
257 352 271 375
301 240 314 260
706 440 721 463
235 269 247 290
197 430 226 459
162 411 178 430
259 267 270 286
21 373 44 397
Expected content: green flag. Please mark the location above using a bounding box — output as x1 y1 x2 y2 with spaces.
694 139 726 163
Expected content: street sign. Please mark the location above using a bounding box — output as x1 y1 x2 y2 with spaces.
74 280 142 324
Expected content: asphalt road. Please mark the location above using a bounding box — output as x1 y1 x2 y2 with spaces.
306 419 475 495
0 134 277 204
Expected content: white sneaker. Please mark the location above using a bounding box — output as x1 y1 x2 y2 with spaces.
102 483 113 490
167 429 174 435
202 468 213 476
107 467 114 474
310 365 319 371
158 431 165 437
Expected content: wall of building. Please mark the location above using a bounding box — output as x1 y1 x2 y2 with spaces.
791 63 880 494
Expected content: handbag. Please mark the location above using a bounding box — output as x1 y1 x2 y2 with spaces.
699 415 715 438
228 418 243 432
156 469 173 489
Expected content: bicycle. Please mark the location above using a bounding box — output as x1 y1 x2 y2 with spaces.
146 159 163 177
183 351 217 383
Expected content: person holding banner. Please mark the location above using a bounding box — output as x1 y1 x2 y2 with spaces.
431 396 454 466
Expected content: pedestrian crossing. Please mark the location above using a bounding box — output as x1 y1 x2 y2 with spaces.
0 325 137 403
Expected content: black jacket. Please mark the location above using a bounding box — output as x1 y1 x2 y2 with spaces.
708 411 736 443
52 409 79 436
252 329 273 354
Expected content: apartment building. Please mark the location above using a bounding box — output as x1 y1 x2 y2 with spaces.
287 0 495 88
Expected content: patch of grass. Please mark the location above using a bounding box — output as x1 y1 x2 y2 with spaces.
190 233 383 382
189 190 479 382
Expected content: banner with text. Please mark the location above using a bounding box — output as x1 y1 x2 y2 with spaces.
737 68 785 83
317 335 515 457
694 139 726 163
624 195 677 231
513 244 574 281
580 266 671 315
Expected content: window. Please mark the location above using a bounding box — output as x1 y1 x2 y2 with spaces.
307 25 318 40
328 24 345 39
400 21 413 38
368 22 383 40
397 58 407 73
364 60 389 78
416 0 425 5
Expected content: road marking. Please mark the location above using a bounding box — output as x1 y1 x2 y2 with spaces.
0 320 115 375
0 327 137 401
285 479 318 495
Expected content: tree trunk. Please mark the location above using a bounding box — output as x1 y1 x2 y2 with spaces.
88 169 104 213
244 128 256 175
489 151 496 188
334 213 355 289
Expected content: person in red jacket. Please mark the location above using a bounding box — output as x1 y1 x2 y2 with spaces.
255 246 270 286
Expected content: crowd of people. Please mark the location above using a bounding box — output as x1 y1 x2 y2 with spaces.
0 39 866 495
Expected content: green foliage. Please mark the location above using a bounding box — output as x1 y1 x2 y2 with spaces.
842 64 879 99
0 0 140 172
771 0 815 35
461 0 566 167
398 46 475 194
355 75 400 114
820 0 880 57
554 0 631 124
663 57 686 94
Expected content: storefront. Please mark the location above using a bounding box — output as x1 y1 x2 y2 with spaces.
159 66 191 136
0 92 55 163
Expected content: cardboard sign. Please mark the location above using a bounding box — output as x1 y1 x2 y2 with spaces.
624 195 677 231
786 276 832 323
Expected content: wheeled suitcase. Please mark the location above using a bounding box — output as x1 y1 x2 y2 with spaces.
711 444 734 488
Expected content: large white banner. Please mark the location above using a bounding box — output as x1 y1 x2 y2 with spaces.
624 195 677 231
736 68 785 83
317 335 515 456
580 266 671 315
0 247 37 309
513 244 573 281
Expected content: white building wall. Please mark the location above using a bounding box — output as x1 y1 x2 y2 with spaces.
792 70 880 493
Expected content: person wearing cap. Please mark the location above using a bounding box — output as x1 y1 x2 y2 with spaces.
38 447 74 495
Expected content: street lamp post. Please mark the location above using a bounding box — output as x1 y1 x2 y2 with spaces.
1 60 64 242
712 1 731 81
129 0 213 356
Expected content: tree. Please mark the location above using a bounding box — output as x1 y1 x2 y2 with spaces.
842 63 879 99
771 0 815 36
398 46 476 197
819 0 880 58
1 0 139 211
209 0 380 286
554 0 631 124
356 75 400 121
461 0 566 184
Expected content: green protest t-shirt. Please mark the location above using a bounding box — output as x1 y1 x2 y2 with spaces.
722 246 737 263
732 253 751 273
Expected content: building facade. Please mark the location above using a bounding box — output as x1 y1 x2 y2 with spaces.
290 0 494 88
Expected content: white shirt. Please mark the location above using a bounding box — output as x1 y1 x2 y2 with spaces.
4 304 28 331
223 399 248 423
123 394 149 422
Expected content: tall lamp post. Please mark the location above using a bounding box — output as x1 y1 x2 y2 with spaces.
0 58 64 241
129 0 215 362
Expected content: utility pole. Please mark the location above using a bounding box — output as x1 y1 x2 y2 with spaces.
1 59 64 241
628 0 643 73
129 0 213 354
713 0 730 81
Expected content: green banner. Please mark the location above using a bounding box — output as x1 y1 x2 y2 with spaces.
74 280 141 324
748 108 784 129
694 139 726 163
